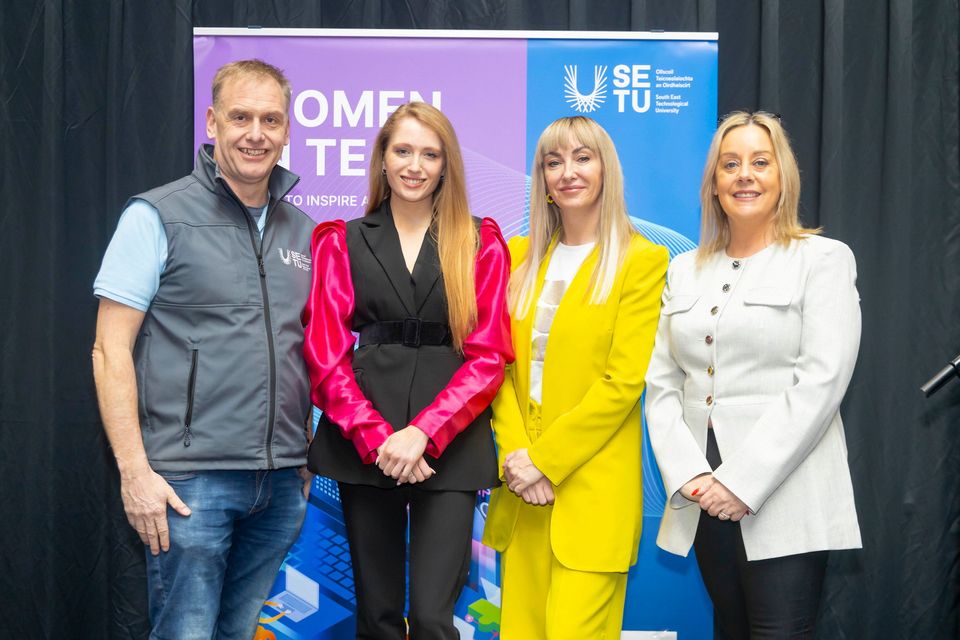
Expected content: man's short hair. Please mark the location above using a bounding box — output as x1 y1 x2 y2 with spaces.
212 59 292 112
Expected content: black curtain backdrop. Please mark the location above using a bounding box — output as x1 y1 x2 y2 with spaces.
1 1 957 638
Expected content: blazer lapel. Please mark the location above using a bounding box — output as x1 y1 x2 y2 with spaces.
358 203 417 315
512 236 558 407
412 230 442 313
525 237 600 405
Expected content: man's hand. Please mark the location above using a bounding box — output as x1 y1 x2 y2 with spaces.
503 448 545 494
93 299 193 554
298 465 314 499
376 425 434 484
119 464 191 555
520 477 555 506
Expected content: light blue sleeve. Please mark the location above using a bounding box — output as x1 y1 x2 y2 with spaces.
93 200 167 312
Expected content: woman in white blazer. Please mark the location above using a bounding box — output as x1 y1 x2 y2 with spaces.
645 111 862 639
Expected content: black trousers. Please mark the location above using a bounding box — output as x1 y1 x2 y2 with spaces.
338 482 476 640
694 429 828 640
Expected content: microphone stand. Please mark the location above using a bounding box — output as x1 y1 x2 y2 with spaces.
921 353 960 397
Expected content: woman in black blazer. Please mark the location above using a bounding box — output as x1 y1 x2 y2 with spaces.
302 102 513 640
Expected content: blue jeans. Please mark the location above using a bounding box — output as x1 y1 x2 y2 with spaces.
145 468 307 640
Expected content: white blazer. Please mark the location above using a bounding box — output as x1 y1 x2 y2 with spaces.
645 235 862 561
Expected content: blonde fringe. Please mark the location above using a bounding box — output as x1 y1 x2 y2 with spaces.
510 116 635 318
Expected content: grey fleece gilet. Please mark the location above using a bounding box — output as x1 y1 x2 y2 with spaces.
132 145 314 471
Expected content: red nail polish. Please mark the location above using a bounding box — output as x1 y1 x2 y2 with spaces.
691 488 700 496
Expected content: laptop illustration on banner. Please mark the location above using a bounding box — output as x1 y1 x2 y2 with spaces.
270 565 320 623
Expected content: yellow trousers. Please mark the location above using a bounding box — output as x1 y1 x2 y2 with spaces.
499 497 628 640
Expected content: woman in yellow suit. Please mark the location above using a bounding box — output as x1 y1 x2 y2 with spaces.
482 116 668 639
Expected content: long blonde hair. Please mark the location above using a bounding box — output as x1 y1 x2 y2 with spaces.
510 116 636 318
697 111 819 264
366 102 477 351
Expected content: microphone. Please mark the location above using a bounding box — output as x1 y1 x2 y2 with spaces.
921 353 960 397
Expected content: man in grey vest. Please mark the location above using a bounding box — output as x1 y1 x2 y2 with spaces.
91 59 315 639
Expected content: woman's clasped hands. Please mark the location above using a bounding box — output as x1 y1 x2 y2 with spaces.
503 448 555 506
375 425 436 485
681 473 751 522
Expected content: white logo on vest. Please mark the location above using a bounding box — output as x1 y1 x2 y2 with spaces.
278 248 312 271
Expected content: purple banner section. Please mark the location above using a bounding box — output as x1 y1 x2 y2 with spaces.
194 36 528 227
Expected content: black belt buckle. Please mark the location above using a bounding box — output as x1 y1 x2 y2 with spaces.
402 317 422 347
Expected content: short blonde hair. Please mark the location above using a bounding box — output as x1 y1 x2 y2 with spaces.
697 111 819 263
212 59 291 112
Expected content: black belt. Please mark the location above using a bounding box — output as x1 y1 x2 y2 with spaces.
358 318 452 348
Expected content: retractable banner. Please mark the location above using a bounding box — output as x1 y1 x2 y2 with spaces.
194 28 717 639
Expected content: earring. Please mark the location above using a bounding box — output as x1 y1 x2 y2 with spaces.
381 167 387 176
440 174 445 183
546 193 555 205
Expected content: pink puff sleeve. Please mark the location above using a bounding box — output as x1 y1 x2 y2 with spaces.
302 221 393 463
411 217 515 457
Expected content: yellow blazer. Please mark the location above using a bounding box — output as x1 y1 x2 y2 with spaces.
482 233 667 572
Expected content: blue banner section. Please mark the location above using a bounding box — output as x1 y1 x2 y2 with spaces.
523 37 716 640
525 38 716 244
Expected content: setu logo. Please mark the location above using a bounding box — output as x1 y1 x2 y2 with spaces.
564 65 608 113
278 248 312 272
